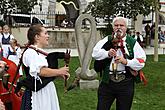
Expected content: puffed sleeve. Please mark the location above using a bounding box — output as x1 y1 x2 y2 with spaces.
23 48 48 77
126 42 146 70
10 34 14 39
16 47 21 58
92 36 109 60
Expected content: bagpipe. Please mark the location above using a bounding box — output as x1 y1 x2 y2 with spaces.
93 33 147 85
15 45 71 93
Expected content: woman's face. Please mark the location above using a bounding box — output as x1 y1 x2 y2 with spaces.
3 26 10 34
37 27 49 48
9 39 16 46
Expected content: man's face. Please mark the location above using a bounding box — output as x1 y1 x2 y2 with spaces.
113 19 127 39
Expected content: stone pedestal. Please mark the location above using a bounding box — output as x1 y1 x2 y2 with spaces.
79 79 99 89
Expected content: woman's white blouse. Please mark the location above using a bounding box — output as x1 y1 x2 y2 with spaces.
22 46 60 110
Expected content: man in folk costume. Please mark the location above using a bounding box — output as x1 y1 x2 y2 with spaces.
92 17 146 110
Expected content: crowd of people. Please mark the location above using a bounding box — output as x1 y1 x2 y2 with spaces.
0 25 21 110
0 25 22 75
127 23 165 48
145 23 165 45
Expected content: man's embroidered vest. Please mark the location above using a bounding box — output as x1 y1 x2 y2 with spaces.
94 35 136 83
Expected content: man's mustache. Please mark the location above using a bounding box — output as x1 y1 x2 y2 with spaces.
116 29 122 33
114 29 123 37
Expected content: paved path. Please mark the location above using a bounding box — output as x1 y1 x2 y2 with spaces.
144 47 164 55
44 47 165 57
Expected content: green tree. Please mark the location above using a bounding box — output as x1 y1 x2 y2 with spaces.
0 0 16 15
86 0 153 19
0 0 38 15
84 0 153 35
14 0 38 13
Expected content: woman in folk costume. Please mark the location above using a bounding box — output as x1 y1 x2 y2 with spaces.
1 25 14 58
7 38 23 75
21 24 70 110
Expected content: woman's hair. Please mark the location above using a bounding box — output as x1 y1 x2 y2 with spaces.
10 38 20 47
3 25 9 30
27 24 44 45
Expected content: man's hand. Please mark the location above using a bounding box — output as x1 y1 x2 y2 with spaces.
115 56 127 65
108 49 116 57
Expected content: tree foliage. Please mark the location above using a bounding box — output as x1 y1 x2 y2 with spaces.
0 0 16 14
85 0 153 20
14 0 38 13
0 0 38 15
84 0 154 36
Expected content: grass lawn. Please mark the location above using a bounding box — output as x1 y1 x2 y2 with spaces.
55 55 165 110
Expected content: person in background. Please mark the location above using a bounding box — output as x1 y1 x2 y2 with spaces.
7 38 22 75
158 27 165 42
20 24 70 110
1 25 14 58
0 26 2 34
158 30 165 42
61 19 68 28
144 23 150 46
134 32 144 48
92 17 146 110
144 23 150 38
150 23 155 46
0 26 3 42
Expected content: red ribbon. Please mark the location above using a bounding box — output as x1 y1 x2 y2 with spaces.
139 70 148 85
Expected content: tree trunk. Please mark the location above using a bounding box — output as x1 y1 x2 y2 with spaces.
154 0 159 62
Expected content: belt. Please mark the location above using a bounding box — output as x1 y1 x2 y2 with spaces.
109 71 132 83
109 70 126 74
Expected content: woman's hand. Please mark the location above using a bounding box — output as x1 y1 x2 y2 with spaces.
57 66 70 79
